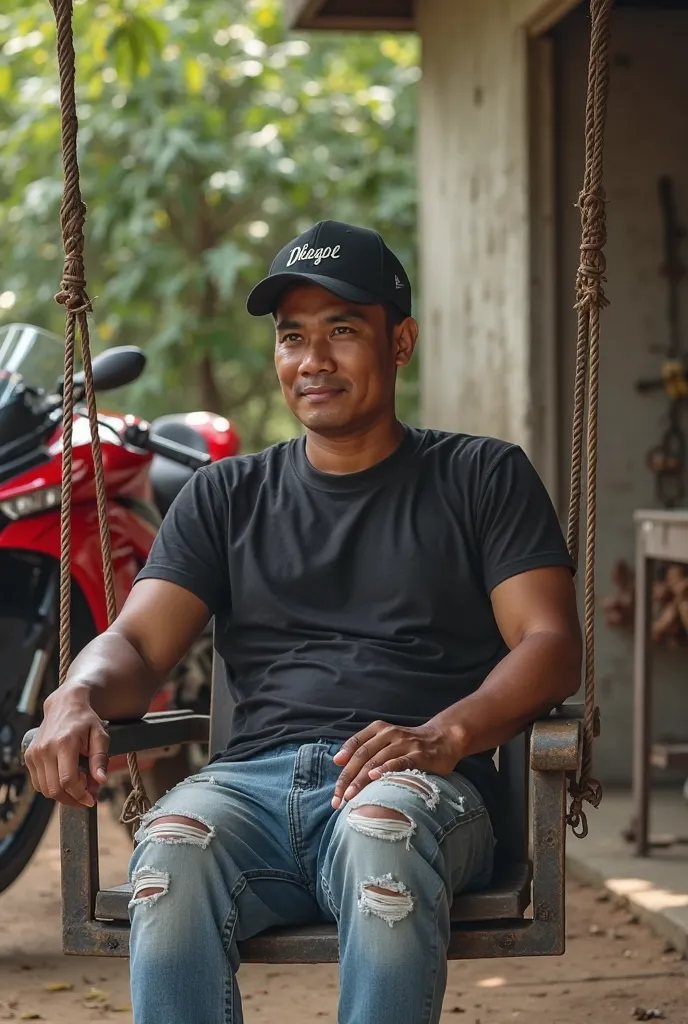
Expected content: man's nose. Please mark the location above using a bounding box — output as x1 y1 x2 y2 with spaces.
298 336 337 376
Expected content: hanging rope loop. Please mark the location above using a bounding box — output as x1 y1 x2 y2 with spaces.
52 0 150 827
565 0 614 838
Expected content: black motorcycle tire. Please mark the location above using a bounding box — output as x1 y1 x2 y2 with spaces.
0 791 54 895
0 665 56 896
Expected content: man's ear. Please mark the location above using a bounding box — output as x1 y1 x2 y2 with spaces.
395 318 419 367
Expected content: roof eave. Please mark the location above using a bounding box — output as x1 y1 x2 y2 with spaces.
283 0 414 31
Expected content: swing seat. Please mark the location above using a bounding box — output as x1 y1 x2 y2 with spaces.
22 654 582 962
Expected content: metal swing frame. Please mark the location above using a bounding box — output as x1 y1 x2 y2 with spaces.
49 667 581 960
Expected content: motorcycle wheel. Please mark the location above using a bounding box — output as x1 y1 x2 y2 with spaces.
0 667 56 896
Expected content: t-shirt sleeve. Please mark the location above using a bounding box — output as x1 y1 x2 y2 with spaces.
135 467 229 614
476 445 574 595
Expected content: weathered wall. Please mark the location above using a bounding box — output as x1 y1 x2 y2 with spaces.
416 0 578 465
417 0 534 449
556 6 688 784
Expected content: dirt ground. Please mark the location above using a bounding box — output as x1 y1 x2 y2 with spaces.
1 808 687 1024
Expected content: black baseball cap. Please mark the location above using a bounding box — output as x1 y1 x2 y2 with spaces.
246 220 412 318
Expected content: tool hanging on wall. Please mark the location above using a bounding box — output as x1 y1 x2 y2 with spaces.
636 176 688 508
604 557 688 647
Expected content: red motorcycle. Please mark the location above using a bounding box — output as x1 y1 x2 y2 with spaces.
0 323 239 893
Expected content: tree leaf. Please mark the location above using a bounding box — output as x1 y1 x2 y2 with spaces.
0 65 11 97
184 58 206 95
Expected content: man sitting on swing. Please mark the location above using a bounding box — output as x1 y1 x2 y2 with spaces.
27 221 581 1024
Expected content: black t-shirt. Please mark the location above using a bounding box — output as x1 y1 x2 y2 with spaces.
137 425 573 826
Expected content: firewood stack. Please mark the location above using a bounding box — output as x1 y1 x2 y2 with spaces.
604 559 688 646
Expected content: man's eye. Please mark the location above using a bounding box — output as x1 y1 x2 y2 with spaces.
281 334 302 344
332 325 354 335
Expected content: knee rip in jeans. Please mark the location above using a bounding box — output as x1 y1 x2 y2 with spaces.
348 803 416 849
347 771 449 849
379 770 443 810
130 866 170 907
134 812 215 849
358 873 415 927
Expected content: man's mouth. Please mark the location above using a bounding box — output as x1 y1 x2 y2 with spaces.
300 385 345 403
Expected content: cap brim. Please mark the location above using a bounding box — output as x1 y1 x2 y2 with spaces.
246 272 384 317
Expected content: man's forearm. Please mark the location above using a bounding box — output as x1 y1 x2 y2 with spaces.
434 630 582 758
61 629 161 721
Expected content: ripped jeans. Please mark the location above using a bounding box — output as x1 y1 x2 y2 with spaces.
128 742 494 1024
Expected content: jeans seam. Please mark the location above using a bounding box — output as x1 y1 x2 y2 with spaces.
433 805 489 844
319 873 341 921
420 882 446 1024
243 868 312 890
221 875 246 1024
312 743 325 790
287 750 313 893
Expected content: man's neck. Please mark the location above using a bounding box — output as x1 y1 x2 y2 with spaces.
305 419 405 475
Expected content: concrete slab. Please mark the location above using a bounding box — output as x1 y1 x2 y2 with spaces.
566 788 688 955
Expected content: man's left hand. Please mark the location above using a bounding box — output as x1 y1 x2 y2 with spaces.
331 718 464 809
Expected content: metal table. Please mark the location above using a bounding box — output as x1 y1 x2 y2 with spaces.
633 509 688 856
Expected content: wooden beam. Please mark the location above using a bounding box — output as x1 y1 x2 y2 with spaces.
511 0 583 35
283 0 414 31
283 0 324 29
286 1 579 34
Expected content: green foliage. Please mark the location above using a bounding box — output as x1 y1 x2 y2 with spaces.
0 0 419 450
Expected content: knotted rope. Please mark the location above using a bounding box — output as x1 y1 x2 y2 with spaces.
565 0 613 838
52 0 150 826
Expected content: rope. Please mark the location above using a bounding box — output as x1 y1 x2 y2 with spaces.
52 0 150 826
565 0 613 838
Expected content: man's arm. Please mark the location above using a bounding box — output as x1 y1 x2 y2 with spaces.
25 466 229 808
432 565 581 756
62 579 212 721
331 565 580 807
25 581 211 809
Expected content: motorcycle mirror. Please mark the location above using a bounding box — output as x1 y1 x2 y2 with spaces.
59 346 147 395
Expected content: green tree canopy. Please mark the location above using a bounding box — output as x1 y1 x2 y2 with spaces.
0 0 419 449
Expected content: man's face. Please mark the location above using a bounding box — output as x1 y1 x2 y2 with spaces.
274 284 417 434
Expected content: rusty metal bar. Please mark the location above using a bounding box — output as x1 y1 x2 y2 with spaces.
60 804 106 954
529 763 568 956
530 719 581 772
22 711 209 763
633 519 655 857
106 712 209 756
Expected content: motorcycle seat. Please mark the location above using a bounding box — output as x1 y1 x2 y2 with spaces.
148 414 210 517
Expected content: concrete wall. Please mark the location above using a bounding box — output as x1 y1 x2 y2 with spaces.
416 0 577 472
417 0 534 449
556 5 688 784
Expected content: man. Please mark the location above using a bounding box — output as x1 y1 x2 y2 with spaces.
26 221 581 1024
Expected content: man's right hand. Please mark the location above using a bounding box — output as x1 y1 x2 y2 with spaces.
24 579 212 808
24 686 110 808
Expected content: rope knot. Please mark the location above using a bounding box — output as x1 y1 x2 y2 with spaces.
566 774 603 839
120 752 153 829
55 274 92 315
575 187 610 313
56 176 90 311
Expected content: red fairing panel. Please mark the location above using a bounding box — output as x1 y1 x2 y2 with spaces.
0 501 157 633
